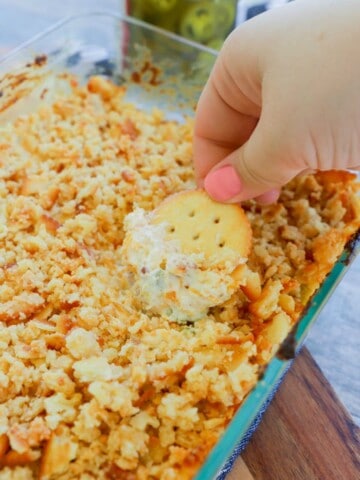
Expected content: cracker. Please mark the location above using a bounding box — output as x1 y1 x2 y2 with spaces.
151 190 252 261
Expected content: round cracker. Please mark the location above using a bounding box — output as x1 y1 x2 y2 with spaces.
151 190 252 260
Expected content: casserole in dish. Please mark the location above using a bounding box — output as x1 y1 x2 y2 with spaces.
0 13 359 480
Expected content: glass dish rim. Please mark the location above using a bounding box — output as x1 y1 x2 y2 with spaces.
197 230 360 479
0 10 219 67
0 11 359 479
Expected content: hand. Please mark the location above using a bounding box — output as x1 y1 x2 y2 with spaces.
194 0 360 203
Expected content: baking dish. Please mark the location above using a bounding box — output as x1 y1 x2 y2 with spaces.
0 12 359 480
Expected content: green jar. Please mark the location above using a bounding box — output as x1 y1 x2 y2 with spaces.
130 0 238 48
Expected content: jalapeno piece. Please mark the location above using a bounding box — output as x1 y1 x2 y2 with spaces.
179 2 217 43
143 0 179 15
214 0 236 36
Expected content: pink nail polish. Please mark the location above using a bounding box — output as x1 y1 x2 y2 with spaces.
204 165 242 201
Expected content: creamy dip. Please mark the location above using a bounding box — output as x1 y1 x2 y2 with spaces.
121 208 245 323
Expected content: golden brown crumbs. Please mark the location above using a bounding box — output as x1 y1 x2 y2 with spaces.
0 76 359 480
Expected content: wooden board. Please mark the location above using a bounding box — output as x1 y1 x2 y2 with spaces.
227 347 360 480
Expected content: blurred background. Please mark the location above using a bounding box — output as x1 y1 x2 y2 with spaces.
0 1 291 54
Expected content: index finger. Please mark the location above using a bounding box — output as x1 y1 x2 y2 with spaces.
193 28 262 184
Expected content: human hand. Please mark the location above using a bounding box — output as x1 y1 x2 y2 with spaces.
194 0 360 203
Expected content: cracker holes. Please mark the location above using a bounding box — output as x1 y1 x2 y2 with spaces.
218 241 225 248
188 211 195 218
168 226 176 233
213 217 220 224
193 234 200 240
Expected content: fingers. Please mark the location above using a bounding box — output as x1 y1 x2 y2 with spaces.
204 118 301 202
195 0 360 203
196 24 300 202
194 26 262 184
255 189 281 205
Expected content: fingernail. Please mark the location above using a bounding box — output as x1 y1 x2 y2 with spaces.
256 189 280 205
204 165 242 201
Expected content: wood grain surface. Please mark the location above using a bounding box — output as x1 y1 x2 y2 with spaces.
227 348 360 480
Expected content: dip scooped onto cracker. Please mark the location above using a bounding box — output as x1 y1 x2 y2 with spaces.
121 190 252 322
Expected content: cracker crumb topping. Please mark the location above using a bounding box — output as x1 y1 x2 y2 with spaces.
0 75 359 479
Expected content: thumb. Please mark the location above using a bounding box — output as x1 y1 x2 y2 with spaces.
203 122 301 203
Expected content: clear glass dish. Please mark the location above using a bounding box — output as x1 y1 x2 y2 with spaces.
0 12 359 480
